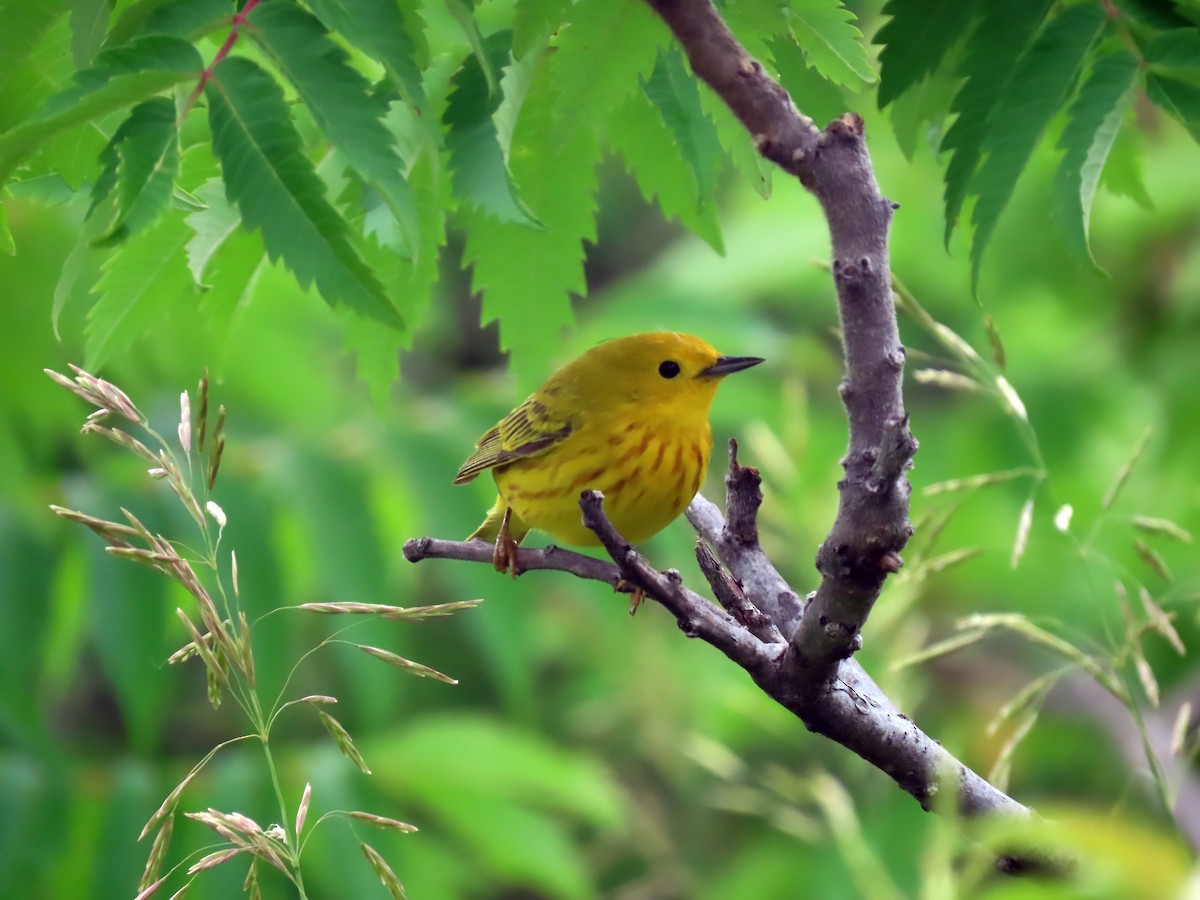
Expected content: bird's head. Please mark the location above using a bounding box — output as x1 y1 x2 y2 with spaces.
560 332 764 415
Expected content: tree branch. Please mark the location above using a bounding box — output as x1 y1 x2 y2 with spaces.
404 482 1033 825
645 0 917 684
407 0 1047 868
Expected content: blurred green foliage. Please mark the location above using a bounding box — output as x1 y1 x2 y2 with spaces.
3 0 1200 898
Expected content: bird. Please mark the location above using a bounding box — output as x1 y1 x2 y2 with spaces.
454 332 763 578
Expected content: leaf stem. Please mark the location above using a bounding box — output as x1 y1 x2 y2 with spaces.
185 0 263 112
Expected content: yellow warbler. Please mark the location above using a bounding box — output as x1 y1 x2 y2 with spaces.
454 332 763 572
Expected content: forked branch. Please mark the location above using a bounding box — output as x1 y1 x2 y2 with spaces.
408 0 1047 870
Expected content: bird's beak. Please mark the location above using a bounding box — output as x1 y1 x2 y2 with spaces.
701 355 765 377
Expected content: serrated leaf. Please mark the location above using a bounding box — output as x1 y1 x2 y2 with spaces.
968 4 1108 289
549 0 664 140
493 32 541 154
0 35 200 185
86 213 192 368
345 117 448 399
641 47 724 251
106 0 232 46
766 33 847 127
1113 0 1193 29
1101 124 1153 207
875 0 980 107
888 70 958 159
89 131 120 217
305 0 428 119
9 173 76 203
722 0 791 62
52 239 102 339
444 30 540 226
249 1 418 259
697 83 772 199
195 222 265 333
184 177 240 284
445 0 497 96
462 69 597 391
939 0 1053 246
93 97 180 246
1146 72 1200 143
1052 51 1138 270
71 0 110 67
51 34 200 113
205 56 402 328
1145 27 1200 73
786 0 875 89
0 1 62 103
513 0 571 58
609 82 723 250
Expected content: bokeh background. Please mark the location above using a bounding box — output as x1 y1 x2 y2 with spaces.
3 12 1200 900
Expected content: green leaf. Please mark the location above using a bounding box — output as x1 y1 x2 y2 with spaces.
249 0 418 259
512 0 572 58
888 70 958 159
0 35 199 185
0 0 64 104
305 0 428 117
1052 51 1139 270
1147 72 1200 142
53 239 102 339
969 4 1109 288
609 79 723 251
786 0 876 89
49 33 200 113
1113 0 1193 29
183 177 239 284
106 0 231 45
8 172 76 203
444 31 540 226
194 217 265 330
70 0 110 67
875 0 981 107
639 47 724 252
205 56 402 328
0 200 13 255
1145 27 1200 73
939 0 1053 246
548 0 665 141
92 96 180 246
1100 124 1153 207
445 0 497 96
340 100 448 399
766 33 848 127
372 713 625 827
698 84 771 199
85 212 192 368
722 0 792 61
462 67 598 391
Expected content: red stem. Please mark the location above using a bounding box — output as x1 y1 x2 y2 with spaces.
185 0 262 111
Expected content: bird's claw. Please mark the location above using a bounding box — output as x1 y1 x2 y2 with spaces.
493 506 521 577
615 579 645 616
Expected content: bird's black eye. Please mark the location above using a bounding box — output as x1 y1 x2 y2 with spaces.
658 360 681 379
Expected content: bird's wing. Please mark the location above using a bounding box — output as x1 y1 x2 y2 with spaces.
453 397 573 484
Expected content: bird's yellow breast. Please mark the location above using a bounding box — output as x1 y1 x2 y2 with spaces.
494 412 713 546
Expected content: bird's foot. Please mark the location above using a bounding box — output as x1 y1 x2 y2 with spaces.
615 579 645 616
493 507 521 577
